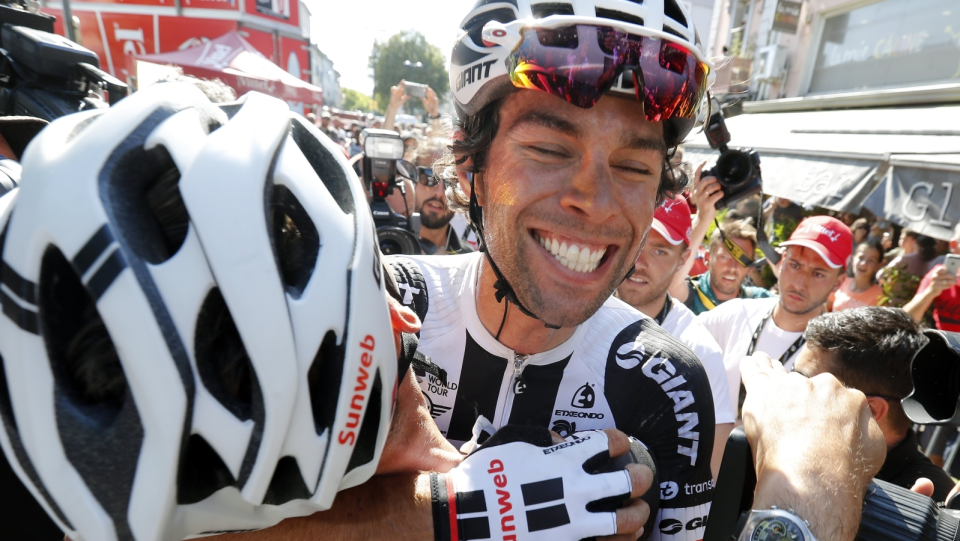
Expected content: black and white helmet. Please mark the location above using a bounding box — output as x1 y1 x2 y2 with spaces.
451 0 711 142
0 83 396 541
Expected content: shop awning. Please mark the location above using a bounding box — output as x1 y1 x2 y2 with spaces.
683 105 960 239
133 31 323 106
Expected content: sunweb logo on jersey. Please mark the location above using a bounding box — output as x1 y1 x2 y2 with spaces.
571 383 595 409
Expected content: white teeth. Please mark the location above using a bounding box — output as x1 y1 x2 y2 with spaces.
578 248 591 265
536 233 608 274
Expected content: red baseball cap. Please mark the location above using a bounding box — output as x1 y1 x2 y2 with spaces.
780 216 853 269
651 196 693 246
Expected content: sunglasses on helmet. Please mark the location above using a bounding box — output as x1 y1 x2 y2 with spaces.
482 18 710 124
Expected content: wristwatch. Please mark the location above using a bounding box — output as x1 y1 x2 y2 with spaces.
738 507 817 541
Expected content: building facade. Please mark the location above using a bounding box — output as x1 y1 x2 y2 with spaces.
709 0 960 107
310 45 341 109
41 0 313 88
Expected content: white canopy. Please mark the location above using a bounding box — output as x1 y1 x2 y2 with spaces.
683 105 960 240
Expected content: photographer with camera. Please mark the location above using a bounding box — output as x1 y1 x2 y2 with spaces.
700 216 852 414
792 307 955 501
412 137 473 255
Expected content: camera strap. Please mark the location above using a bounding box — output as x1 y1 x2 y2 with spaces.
715 218 755 267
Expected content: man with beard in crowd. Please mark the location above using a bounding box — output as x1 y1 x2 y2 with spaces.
700 216 853 410
413 137 473 255
616 196 734 477
678 219 770 315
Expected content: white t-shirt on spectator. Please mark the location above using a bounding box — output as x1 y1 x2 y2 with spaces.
659 297 736 424
697 297 802 415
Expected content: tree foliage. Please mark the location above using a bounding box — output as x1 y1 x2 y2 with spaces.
341 88 376 113
369 31 449 115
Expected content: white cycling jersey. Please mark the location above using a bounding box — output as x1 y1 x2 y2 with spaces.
389 253 716 541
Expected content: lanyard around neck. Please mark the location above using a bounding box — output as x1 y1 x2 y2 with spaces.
745 307 805 365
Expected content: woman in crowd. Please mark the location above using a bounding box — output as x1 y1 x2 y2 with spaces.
831 239 884 311
878 230 940 307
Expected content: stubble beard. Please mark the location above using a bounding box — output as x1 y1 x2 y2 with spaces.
483 204 636 328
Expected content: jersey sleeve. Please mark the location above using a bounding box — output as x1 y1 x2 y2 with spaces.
603 319 716 541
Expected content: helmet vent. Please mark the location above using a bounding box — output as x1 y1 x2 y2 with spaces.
105 143 188 265
40 245 127 425
307 331 345 436
176 434 237 505
531 2 574 18
194 288 259 421
596 8 644 27
663 25 685 40
269 184 319 299
263 456 311 505
462 7 517 32
290 119 355 215
664 0 688 27
345 369 382 473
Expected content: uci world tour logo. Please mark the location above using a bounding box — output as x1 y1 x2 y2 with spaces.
615 338 646 369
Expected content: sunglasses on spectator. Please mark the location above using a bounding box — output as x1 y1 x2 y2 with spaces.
418 167 440 187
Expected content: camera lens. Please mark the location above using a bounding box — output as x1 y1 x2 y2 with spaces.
716 151 753 187
377 227 422 256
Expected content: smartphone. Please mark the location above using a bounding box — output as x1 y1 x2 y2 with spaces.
946 254 960 276
403 82 427 98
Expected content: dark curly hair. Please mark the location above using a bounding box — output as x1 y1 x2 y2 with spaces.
435 98 689 221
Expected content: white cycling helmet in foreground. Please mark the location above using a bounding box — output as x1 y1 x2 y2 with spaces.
0 83 396 541
450 0 713 146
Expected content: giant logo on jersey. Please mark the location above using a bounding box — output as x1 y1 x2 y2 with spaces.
615 338 647 369
607 321 704 467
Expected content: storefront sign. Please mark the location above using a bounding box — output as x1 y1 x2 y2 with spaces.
772 0 802 34
809 0 960 94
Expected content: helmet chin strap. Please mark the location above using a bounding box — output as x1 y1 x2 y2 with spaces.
468 173 563 330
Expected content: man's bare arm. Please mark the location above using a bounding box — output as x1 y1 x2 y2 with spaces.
742 354 885 541
214 474 434 541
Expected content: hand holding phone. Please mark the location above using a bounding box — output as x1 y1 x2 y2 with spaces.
403 82 427 99
946 254 960 277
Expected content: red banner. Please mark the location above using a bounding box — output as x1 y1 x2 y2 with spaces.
157 17 236 51
99 13 157 79
181 0 239 10
279 36 309 82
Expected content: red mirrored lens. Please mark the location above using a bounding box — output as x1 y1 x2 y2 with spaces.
506 24 709 122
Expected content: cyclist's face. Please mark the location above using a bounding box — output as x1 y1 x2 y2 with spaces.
472 91 664 327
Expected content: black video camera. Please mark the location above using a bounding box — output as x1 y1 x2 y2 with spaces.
702 107 761 210
361 129 423 256
706 329 960 541
0 1 127 121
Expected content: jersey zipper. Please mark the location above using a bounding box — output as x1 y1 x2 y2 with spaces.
500 352 529 426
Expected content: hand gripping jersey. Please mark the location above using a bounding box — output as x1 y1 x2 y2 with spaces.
390 253 716 541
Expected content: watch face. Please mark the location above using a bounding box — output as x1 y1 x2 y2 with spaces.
751 517 802 541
